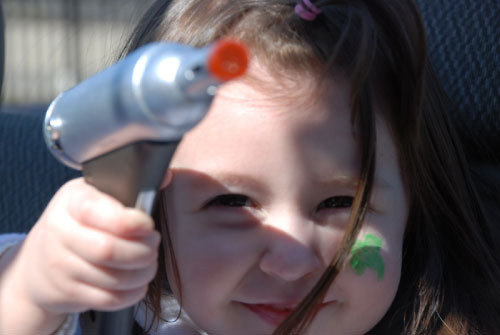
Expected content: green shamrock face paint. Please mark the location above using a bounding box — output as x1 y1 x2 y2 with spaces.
349 234 385 281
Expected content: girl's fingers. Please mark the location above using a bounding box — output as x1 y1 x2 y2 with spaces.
63 282 149 312
65 178 155 237
69 255 158 291
62 220 161 269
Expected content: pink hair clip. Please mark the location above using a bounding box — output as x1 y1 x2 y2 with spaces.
294 0 321 21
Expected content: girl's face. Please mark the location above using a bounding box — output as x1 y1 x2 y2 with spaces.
163 63 408 334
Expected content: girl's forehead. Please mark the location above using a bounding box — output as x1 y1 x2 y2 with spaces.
172 67 362 177
209 83 353 144
213 59 352 126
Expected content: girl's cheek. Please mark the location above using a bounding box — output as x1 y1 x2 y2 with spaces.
344 223 403 286
335 235 402 314
348 233 387 282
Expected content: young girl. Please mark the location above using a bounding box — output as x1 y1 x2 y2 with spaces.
1 0 500 334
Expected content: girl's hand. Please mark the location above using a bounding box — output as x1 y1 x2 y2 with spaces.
0 177 161 334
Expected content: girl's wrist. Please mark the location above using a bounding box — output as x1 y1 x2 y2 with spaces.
0 240 68 334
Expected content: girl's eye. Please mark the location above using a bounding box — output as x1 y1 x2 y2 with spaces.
316 196 353 211
204 194 252 208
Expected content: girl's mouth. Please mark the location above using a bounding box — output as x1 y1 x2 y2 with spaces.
242 303 295 326
241 302 333 326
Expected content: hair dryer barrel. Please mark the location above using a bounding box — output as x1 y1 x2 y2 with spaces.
44 40 248 170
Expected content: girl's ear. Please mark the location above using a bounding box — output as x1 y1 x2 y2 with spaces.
161 169 173 190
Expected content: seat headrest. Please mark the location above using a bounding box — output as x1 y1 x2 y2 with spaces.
415 0 500 163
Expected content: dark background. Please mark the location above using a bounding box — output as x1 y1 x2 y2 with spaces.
0 0 499 233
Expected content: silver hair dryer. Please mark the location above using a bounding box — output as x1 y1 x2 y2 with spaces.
43 39 248 334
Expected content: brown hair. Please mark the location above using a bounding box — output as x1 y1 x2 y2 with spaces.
121 0 500 334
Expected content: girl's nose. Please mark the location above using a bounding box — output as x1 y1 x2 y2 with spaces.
259 218 322 281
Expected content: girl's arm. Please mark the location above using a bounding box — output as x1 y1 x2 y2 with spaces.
0 241 70 334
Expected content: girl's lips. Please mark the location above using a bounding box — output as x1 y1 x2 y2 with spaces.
241 301 333 326
242 303 294 326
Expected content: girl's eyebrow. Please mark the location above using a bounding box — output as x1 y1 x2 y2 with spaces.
315 175 393 190
176 171 266 193
213 172 360 192
315 175 359 190
186 171 393 193
196 172 392 191
208 172 267 192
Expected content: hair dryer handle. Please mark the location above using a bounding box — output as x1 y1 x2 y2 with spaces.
81 140 179 335
83 140 178 209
